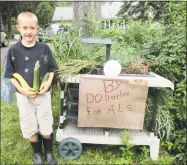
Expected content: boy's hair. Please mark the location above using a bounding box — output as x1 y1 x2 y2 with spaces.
16 12 39 25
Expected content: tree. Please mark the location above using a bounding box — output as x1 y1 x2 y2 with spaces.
0 12 4 30
1 1 39 34
73 1 101 37
0 1 14 33
117 1 168 21
35 2 57 25
0 1 59 34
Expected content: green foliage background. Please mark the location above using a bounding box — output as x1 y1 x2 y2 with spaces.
50 2 186 164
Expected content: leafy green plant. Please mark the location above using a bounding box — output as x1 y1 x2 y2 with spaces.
155 103 175 140
140 155 175 164
50 28 82 65
118 130 135 164
140 2 186 164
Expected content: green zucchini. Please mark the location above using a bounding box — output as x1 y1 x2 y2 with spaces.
33 60 40 92
41 72 49 84
39 72 49 92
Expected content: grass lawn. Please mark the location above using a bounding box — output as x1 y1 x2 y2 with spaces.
1 85 175 164
1 86 122 164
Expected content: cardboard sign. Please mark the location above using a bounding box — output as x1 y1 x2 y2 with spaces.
78 75 148 129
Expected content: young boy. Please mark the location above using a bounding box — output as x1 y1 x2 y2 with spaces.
4 12 58 165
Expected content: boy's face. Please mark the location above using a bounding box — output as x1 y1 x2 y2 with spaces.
16 16 39 43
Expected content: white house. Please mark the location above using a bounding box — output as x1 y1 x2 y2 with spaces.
52 2 125 29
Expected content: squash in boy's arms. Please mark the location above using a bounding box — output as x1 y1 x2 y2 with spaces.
13 73 36 92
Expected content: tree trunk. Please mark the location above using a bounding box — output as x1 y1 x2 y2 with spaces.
0 12 4 30
93 2 101 20
73 1 101 37
7 2 12 34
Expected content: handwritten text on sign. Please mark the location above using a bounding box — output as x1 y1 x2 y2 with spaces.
78 76 148 129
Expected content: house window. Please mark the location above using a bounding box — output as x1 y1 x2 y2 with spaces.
102 20 113 29
102 20 125 29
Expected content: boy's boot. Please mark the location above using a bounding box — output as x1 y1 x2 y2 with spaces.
43 136 56 165
30 137 43 165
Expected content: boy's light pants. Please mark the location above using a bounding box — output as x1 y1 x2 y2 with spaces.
16 91 53 139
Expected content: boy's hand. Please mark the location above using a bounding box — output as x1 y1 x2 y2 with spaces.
19 87 38 98
38 82 51 95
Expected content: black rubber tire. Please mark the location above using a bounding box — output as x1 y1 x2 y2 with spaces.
59 137 82 160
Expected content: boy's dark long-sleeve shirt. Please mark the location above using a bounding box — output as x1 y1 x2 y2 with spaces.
4 41 58 88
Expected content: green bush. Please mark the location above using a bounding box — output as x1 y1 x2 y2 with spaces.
140 2 186 164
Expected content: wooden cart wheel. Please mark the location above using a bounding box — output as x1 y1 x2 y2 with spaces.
59 137 82 160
